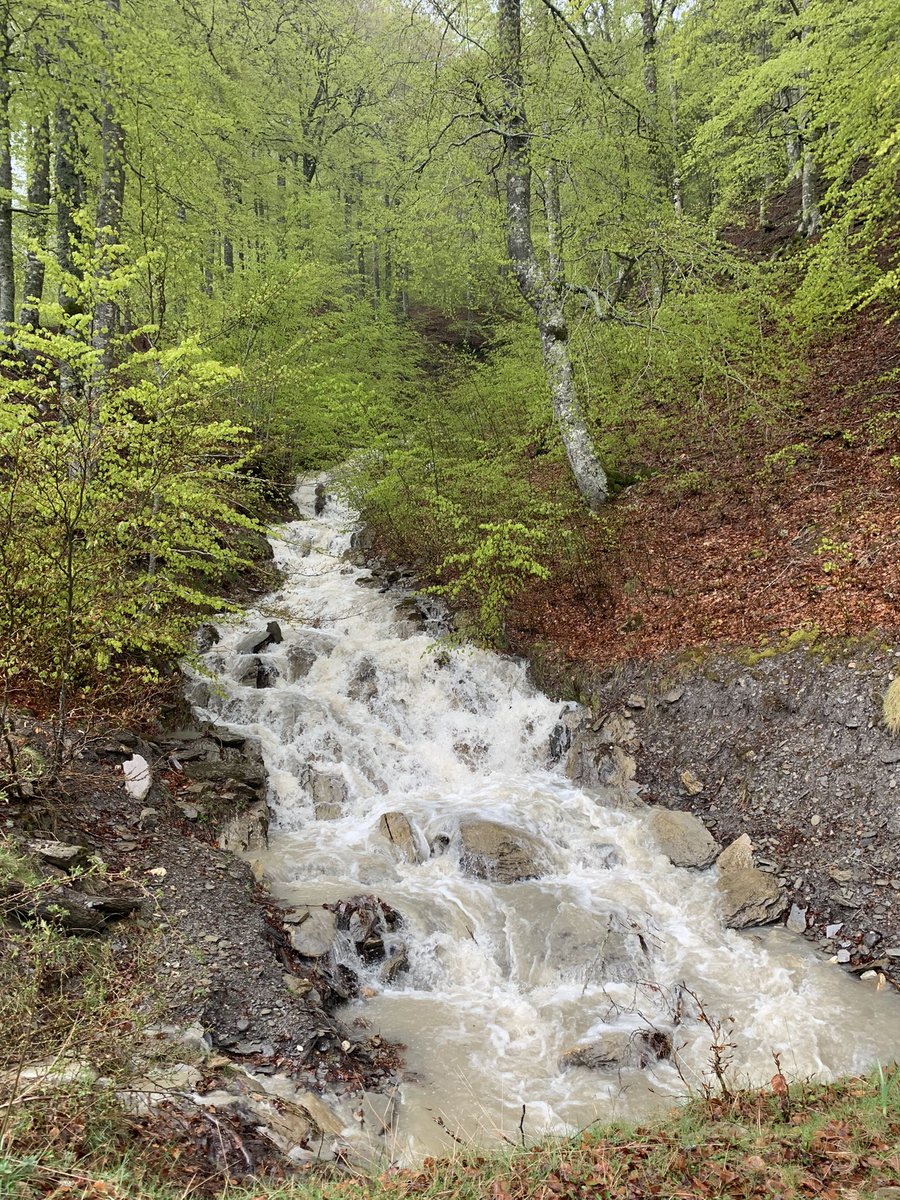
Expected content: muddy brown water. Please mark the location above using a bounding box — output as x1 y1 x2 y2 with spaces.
189 477 900 1163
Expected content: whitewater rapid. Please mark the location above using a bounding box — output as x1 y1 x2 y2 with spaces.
190 476 900 1161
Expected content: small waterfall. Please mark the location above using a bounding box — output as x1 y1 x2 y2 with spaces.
190 475 900 1161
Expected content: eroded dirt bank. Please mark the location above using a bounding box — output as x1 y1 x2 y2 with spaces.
531 641 900 988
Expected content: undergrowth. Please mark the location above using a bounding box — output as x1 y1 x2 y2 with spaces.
1 1068 898 1198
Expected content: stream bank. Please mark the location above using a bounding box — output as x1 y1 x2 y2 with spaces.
529 641 900 990
5 478 900 1190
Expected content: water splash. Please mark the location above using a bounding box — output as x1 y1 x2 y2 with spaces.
190 475 900 1161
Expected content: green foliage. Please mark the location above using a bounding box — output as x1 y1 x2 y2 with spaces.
341 323 584 644
429 502 552 646
0 256 259 711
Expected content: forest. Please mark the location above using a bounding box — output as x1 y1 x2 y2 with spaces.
0 0 896 717
0 1 899 1195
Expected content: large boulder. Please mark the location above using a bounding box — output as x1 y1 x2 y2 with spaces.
235 621 283 656
195 623 221 653
649 808 720 869
348 658 378 702
560 1028 672 1072
379 812 425 864
719 868 788 929
458 820 546 883
716 834 754 873
304 766 349 820
285 644 317 681
181 759 267 799
284 907 337 958
564 714 638 795
218 800 269 853
542 905 650 984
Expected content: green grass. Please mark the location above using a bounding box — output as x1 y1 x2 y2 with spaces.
2 1068 898 1199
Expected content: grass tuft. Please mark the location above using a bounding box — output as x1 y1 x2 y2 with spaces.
884 677 900 735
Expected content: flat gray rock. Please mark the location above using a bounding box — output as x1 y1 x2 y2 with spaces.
649 808 720 868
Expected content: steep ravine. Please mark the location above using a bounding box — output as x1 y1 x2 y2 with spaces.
190 477 900 1164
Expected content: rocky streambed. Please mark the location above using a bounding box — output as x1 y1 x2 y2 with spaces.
179 477 900 1161
6 476 900 1182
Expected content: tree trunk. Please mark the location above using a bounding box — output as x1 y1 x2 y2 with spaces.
0 28 15 332
498 0 608 512
93 0 126 374
795 0 820 237
641 0 658 100
19 117 51 328
93 95 126 371
55 104 86 314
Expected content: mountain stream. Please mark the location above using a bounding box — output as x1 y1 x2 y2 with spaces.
190 477 900 1162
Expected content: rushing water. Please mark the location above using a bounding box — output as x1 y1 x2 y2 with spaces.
191 476 900 1162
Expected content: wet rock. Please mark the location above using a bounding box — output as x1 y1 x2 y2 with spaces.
236 622 283 656
263 1102 315 1151
286 908 337 958
285 644 318 681
716 834 754 873
649 808 720 869
26 839 89 872
182 759 267 798
549 706 583 763
314 482 327 515
256 661 278 689
195 623 220 653
560 1028 671 1071
719 867 788 928
330 895 403 964
348 658 378 702
348 525 375 557
565 727 637 794
236 629 268 655
458 819 547 883
360 1089 397 1137
381 944 409 983
304 766 349 820
545 907 650 984
218 801 269 853
593 843 624 869
295 1089 345 1136
379 812 425 864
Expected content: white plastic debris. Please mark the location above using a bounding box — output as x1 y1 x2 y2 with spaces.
122 753 151 801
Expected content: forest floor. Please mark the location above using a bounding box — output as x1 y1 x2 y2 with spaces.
505 306 899 666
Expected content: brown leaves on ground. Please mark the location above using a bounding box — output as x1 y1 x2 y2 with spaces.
507 308 900 668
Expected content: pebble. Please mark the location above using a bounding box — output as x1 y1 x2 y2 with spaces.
786 904 807 933
236 1018 250 1032
836 949 851 963
810 815 821 827
825 923 843 938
